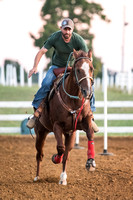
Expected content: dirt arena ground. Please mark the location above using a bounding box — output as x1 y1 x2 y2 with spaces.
0 135 133 200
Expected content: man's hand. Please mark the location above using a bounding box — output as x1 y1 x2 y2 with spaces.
28 47 48 78
28 67 37 78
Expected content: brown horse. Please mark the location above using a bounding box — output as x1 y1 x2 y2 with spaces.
33 49 96 185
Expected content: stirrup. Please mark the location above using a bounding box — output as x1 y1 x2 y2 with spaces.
26 116 36 129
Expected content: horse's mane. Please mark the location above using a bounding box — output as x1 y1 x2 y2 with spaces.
76 50 88 58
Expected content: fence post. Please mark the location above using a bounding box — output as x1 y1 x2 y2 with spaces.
75 130 79 146
28 75 32 87
110 76 114 87
0 66 5 86
13 66 17 87
103 64 108 153
127 68 132 94
99 65 113 156
6 64 10 86
74 130 84 149
20 66 24 86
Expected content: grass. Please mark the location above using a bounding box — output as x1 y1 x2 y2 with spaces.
0 85 39 101
0 85 133 101
0 85 133 135
95 87 133 101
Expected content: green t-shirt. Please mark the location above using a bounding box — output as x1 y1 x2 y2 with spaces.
44 31 88 67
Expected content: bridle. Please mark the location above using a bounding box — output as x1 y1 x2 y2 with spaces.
63 55 94 100
74 57 93 86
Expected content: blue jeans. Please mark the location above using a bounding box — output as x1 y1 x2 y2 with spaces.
90 85 96 112
32 65 58 109
32 65 96 112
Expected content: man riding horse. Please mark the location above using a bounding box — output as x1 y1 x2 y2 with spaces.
27 18 99 133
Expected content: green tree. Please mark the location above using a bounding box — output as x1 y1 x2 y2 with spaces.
30 0 109 78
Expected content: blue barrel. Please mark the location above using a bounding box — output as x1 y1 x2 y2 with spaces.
21 118 35 135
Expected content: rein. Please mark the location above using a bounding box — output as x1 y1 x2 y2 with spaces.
62 52 80 99
74 97 85 132
56 87 85 131
56 89 84 115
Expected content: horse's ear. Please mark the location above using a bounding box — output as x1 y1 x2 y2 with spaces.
88 49 93 61
73 49 78 59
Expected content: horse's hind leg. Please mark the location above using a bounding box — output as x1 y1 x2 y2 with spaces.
34 124 48 181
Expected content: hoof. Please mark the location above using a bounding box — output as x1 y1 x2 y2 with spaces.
52 154 64 164
86 158 96 172
34 176 40 182
59 180 67 185
59 172 67 185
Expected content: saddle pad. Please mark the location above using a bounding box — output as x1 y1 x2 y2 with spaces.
48 74 64 101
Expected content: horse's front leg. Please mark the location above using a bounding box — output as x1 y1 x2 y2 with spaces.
52 122 65 165
85 117 96 172
59 131 76 185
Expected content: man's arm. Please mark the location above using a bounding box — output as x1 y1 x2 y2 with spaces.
78 35 88 53
28 47 48 78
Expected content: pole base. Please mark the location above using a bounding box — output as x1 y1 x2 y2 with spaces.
99 149 114 156
74 143 85 149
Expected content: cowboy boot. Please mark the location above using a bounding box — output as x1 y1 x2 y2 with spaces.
26 100 44 129
91 113 99 133
92 119 99 133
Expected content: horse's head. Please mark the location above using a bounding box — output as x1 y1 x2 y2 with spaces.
73 49 94 99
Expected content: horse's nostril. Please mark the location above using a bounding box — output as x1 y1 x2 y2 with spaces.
84 90 87 96
81 88 91 98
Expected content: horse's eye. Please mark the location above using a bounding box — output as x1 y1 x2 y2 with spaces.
77 69 80 73
90 68 93 72
90 65 94 71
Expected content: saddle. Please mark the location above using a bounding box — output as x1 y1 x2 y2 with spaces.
48 67 72 101
53 66 72 77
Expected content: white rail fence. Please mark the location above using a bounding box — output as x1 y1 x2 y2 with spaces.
0 64 133 93
0 101 133 134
